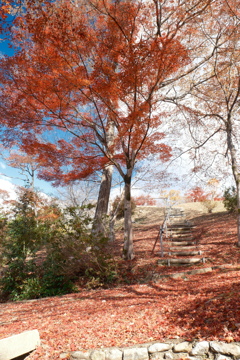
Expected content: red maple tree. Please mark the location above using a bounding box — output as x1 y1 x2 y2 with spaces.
0 0 212 259
135 195 157 206
185 186 208 202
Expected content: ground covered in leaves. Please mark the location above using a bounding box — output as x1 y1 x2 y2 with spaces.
0 210 239 359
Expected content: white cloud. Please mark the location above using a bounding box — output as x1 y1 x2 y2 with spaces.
0 179 17 200
0 162 6 169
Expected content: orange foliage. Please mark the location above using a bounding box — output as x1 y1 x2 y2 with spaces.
0 0 214 257
134 195 157 206
0 0 194 185
185 186 208 202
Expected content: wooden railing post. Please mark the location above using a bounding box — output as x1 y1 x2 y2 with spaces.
159 226 164 257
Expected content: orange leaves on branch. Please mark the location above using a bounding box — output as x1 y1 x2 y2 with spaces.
134 195 156 206
0 0 203 190
185 186 209 202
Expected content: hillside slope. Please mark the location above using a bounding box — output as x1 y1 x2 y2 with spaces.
0 204 239 360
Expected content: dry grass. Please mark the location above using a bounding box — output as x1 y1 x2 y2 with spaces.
130 200 226 226
174 201 226 218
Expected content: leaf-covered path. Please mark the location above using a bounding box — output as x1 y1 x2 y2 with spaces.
0 212 239 359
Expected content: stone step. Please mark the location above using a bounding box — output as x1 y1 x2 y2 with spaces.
169 225 195 229
169 209 184 212
154 266 214 280
169 236 194 241
170 235 193 239
168 250 202 256
169 224 194 228
170 241 196 246
169 230 192 234
158 258 205 266
169 246 197 251
171 233 193 237
169 214 185 218
170 233 192 237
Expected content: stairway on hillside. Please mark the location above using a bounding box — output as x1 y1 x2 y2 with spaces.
157 208 205 266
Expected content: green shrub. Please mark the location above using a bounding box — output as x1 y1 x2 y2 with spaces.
223 187 237 213
0 189 45 300
10 277 42 301
0 259 37 301
44 205 117 289
0 189 117 301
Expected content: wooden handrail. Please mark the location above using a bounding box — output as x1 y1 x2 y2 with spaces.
152 206 172 255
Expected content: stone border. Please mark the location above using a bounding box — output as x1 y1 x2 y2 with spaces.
65 340 240 360
0 330 40 360
152 264 238 281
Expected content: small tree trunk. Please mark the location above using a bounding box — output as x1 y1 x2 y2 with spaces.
92 163 113 236
92 118 115 237
236 180 240 247
123 175 134 260
226 119 240 247
109 216 116 242
109 190 124 242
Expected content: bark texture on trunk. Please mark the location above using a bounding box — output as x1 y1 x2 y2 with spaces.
226 120 240 247
109 190 124 242
92 119 115 237
236 181 240 247
123 175 134 260
92 163 113 236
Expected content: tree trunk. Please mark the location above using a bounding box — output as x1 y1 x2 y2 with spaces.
109 190 124 242
123 174 134 260
92 119 115 237
226 119 240 247
92 163 113 236
236 180 240 247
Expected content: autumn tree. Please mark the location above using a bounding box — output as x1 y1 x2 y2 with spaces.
0 0 50 34
185 186 208 203
135 195 156 206
160 189 182 207
178 0 240 246
2 152 41 189
0 0 214 259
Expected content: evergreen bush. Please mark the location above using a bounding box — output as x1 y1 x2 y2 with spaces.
223 187 237 213
0 188 117 301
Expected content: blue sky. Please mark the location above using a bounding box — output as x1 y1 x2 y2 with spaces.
0 160 58 196
0 23 231 201
0 38 14 57
0 39 60 196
